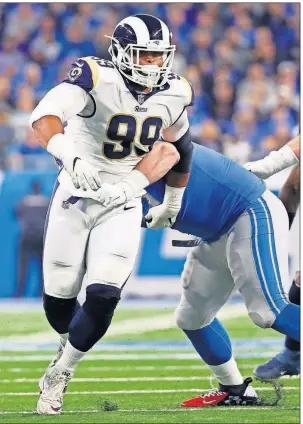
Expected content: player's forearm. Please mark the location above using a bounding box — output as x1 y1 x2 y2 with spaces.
244 140 299 179
135 141 180 184
117 142 180 200
30 83 89 165
32 116 64 149
279 164 300 215
166 170 189 187
288 135 300 160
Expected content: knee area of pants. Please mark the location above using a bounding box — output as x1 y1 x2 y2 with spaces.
85 283 121 316
44 269 82 299
249 312 273 329
175 307 209 331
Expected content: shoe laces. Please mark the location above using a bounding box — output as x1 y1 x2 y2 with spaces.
201 389 226 400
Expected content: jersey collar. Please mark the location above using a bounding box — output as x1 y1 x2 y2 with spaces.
122 76 170 105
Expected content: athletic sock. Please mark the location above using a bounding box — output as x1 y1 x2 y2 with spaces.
59 333 68 346
183 318 243 386
209 357 244 386
56 340 85 371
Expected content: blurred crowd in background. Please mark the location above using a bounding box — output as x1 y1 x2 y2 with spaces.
0 2 300 171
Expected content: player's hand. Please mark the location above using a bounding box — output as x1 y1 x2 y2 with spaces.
69 158 103 191
97 183 127 207
145 204 179 229
243 160 274 179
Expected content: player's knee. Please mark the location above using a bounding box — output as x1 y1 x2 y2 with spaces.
175 305 210 331
249 311 274 329
84 283 121 319
43 293 79 334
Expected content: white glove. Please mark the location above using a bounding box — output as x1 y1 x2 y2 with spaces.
70 158 103 191
145 203 179 229
244 145 298 179
97 170 150 207
145 185 185 229
97 182 127 207
47 133 102 191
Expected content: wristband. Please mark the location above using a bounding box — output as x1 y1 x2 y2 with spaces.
119 170 150 200
47 133 76 173
163 185 186 210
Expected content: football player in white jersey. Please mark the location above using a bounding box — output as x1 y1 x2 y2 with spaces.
30 14 195 414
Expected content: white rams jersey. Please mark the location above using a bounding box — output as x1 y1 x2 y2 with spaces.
31 56 194 198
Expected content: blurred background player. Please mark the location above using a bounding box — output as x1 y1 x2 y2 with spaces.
30 14 194 415
15 180 49 297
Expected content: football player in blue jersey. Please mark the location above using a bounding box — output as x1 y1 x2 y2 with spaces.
141 136 300 407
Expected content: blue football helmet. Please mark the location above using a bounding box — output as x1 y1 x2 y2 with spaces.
107 14 175 88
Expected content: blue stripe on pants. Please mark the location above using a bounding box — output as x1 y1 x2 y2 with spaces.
247 208 278 315
259 197 288 308
248 199 289 316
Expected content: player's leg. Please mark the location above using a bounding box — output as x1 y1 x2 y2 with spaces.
42 183 88 344
54 199 142 372
254 271 300 380
175 240 258 407
226 189 299 341
37 184 89 414
255 165 300 380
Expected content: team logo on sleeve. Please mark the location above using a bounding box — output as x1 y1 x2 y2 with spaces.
67 66 83 82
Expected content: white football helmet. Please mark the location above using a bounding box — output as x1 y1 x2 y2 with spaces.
107 14 175 89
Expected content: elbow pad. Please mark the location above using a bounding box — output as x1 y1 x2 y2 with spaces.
172 129 193 173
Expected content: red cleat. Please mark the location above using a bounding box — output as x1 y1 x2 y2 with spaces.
181 390 228 407
181 378 260 408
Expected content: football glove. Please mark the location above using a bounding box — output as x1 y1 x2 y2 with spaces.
145 185 185 229
145 203 179 229
97 182 128 207
70 158 103 191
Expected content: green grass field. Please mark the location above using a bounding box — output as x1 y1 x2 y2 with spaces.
0 302 299 423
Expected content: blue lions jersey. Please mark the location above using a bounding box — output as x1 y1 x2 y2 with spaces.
144 144 266 242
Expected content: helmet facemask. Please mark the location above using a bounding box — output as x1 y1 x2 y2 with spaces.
108 37 175 89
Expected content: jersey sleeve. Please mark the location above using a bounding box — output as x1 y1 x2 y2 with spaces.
62 57 99 93
29 83 89 126
162 108 189 141
180 77 195 107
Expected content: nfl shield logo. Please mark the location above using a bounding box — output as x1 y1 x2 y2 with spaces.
138 94 145 105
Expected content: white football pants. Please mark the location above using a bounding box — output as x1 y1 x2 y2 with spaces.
43 181 142 298
175 190 290 330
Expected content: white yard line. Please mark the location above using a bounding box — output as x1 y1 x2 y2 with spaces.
0 303 246 345
0 375 299 384
0 406 299 415
0 351 281 362
0 387 298 396
0 364 263 373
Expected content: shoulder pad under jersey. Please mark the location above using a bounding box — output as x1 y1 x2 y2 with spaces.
62 56 115 92
167 73 195 107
